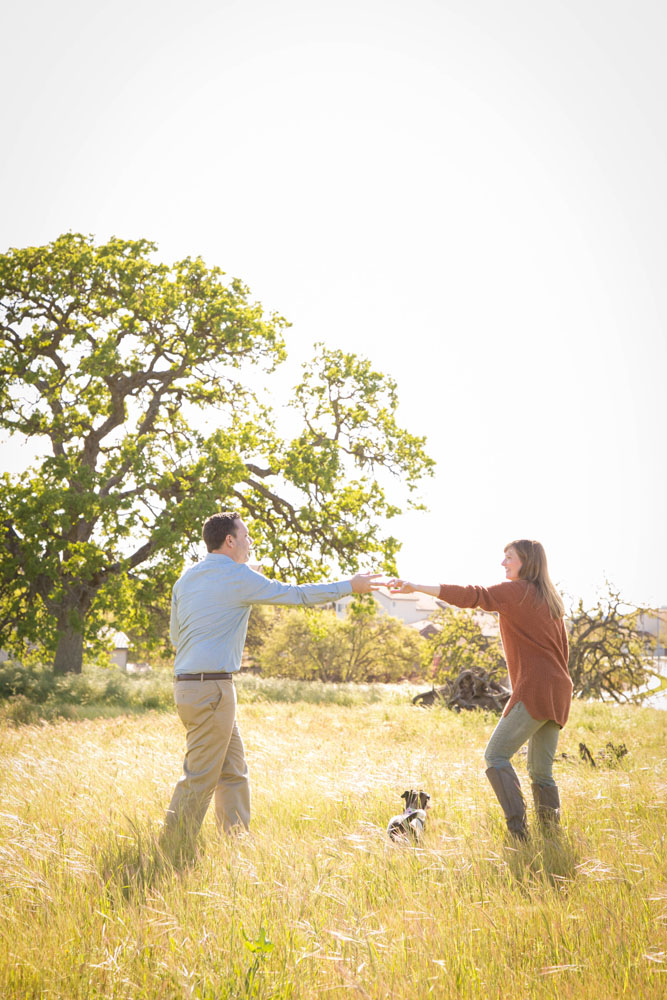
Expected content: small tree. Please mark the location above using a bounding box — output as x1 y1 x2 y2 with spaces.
567 585 656 701
257 604 423 683
422 606 506 684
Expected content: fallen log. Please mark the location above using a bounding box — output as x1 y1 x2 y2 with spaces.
413 668 510 713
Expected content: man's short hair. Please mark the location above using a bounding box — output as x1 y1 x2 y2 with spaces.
202 511 242 552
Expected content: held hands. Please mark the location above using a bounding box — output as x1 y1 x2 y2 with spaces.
348 574 426 596
385 578 417 594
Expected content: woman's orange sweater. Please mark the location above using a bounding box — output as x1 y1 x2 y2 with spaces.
438 580 572 727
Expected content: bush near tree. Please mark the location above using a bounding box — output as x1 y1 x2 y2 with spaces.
421 606 507 685
244 605 280 666
0 234 433 673
255 601 424 683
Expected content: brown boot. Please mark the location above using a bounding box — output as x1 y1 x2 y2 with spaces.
531 782 560 828
485 766 528 840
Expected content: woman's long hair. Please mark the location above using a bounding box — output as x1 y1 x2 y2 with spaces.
505 539 564 619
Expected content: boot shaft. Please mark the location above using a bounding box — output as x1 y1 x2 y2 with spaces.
531 782 561 827
485 766 528 839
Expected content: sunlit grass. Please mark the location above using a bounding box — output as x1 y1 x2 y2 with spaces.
0 694 665 998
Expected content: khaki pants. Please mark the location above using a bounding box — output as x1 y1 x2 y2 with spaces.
164 679 250 845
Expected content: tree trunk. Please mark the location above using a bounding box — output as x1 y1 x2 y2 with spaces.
53 624 84 674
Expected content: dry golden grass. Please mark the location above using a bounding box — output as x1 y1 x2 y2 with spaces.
0 691 665 998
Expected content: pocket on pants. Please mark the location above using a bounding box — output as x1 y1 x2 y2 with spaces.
174 680 224 726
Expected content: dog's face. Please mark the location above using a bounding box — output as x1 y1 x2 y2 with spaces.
401 789 430 811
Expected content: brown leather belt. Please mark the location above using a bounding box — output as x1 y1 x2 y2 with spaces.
174 672 234 681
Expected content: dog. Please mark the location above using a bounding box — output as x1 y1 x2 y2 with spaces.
387 789 430 842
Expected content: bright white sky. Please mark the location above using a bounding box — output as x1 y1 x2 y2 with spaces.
1 0 665 608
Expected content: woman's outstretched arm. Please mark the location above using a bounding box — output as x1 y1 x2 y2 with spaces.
388 577 524 612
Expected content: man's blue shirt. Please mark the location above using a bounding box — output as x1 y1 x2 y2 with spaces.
170 553 354 674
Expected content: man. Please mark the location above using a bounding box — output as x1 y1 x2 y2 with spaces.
163 510 380 851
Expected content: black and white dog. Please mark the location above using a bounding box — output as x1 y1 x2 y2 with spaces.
387 790 430 842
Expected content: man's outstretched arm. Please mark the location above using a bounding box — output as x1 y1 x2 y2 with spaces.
239 568 382 607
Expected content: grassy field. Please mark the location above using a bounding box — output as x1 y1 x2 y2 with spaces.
0 685 665 998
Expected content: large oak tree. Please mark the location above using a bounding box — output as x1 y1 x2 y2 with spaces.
0 234 433 673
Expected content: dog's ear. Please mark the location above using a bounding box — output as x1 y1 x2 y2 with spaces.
418 791 431 809
401 790 414 804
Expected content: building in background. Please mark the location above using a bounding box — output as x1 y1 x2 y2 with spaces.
333 587 440 625
638 608 667 657
333 587 500 639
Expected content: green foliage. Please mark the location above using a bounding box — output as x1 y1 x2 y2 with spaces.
240 923 274 997
567 585 656 701
244 605 280 664
422 606 506 684
256 606 424 682
0 660 174 725
0 234 433 672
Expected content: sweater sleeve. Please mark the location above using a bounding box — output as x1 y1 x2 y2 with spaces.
438 581 528 613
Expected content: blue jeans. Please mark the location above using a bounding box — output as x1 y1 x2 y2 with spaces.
484 701 560 787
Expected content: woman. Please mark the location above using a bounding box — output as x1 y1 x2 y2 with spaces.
388 540 572 839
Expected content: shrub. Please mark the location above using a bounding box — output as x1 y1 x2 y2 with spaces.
0 660 173 723
256 604 424 682
421 607 506 684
